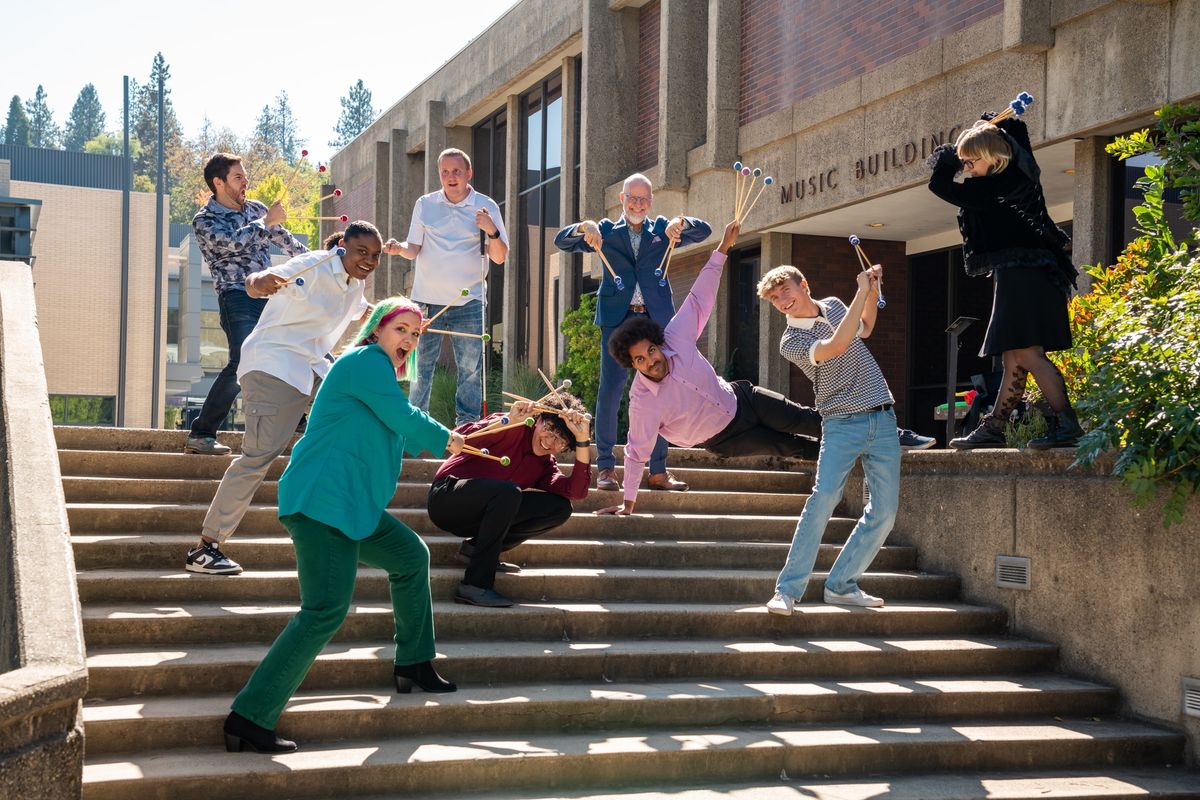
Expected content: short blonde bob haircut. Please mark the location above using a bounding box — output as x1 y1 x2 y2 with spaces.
756 265 806 299
955 120 1012 174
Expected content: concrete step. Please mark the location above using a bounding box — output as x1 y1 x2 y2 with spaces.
80 718 1185 800
74 566 959 605
82 674 1119 756
80 599 1005 647
61 475 813 515
57 450 813 494
54 426 815 473
84 635 1058 699
66 504 856 541
71 532 919 572
337 769 1200 800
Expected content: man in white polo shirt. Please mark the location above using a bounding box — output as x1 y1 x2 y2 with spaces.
184 221 381 575
385 148 508 424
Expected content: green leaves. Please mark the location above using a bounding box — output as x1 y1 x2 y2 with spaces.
1063 104 1200 528
556 293 601 412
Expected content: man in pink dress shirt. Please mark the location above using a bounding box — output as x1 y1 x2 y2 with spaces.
595 220 822 516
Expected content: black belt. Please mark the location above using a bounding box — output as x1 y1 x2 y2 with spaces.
864 403 894 413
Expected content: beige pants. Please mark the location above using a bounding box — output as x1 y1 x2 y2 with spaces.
202 370 312 543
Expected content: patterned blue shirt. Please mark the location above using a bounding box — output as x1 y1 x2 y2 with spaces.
192 197 307 294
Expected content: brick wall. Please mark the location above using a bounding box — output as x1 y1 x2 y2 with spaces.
787 234 908 423
660 245 714 352
636 1 661 171
739 0 1003 126
332 177 377 233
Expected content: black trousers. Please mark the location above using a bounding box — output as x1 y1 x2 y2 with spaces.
699 380 822 460
427 477 573 589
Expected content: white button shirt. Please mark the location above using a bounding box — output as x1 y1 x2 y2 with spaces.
407 187 508 305
237 250 371 395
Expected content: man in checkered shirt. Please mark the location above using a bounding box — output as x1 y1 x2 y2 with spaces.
757 262 900 614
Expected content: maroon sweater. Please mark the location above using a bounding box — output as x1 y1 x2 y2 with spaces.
435 414 590 501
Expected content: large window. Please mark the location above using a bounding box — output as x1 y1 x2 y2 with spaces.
473 107 508 347
517 72 563 367
50 394 115 426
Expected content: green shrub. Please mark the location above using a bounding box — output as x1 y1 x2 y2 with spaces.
1054 102 1200 527
556 293 601 411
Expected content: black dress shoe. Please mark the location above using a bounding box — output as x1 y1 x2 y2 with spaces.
223 711 297 753
454 582 514 607
454 549 521 574
393 660 457 694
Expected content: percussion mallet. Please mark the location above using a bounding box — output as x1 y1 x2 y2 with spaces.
593 247 624 291
535 378 572 405
848 235 886 310
423 288 472 329
732 161 745 214
733 165 752 219
537 368 566 408
739 176 774 224
425 328 491 342
465 416 535 440
315 188 343 204
287 215 349 222
461 443 511 466
285 247 346 287
989 91 1034 125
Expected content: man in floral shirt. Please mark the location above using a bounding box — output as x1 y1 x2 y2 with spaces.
185 153 307 455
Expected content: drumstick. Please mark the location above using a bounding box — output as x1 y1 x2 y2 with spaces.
316 188 343 203
593 247 624 290
284 247 346 286
287 215 348 222
423 288 471 328
535 379 572 405
461 443 511 466
738 176 774 223
848 235 886 310
425 328 490 341
464 416 535 440
537 368 565 408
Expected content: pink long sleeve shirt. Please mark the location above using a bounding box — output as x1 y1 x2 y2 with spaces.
623 250 737 502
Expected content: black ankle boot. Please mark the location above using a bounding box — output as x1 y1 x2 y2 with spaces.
1029 407 1083 450
394 660 457 694
223 711 297 753
950 415 1008 450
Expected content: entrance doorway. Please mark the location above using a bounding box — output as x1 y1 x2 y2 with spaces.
726 245 761 384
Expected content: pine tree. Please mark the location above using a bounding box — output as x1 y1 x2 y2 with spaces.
133 53 184 181
330 79 376 148
272 91 303 163
25 85 61 148
253 103 276 151
4 96 30 146
64 84 107 151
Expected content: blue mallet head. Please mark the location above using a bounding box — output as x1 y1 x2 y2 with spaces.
654 268 663 277
848 234 861 246
1018 91 1034 105
877 298 887 310
1010 100 1026 116
733 161 743 171
764 176 774 185
614 276 625 290
658 279 667 287
335 246 346 256
480 448 490 455
500 415 510 424
295 277 305 286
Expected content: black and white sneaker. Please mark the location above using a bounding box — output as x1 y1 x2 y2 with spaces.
185 542 243 575
898 428 936 451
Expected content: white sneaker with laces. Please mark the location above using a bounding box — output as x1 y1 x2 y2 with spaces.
185 542 244 575
823 586 884 607
766 592 795 616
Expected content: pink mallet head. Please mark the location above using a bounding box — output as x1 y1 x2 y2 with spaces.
333 189 342 197
300 149 309 158
339 215 349 223
740 167 751 176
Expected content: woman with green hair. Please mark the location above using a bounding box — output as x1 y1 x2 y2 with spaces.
223 296 466 754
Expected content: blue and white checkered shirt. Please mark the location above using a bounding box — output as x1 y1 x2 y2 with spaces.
192 197 307 294
780 297 894 417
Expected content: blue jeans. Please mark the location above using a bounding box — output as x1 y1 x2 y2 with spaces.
410 299 483 425
776 407 900 600
597 317 668 473
190 289 267 438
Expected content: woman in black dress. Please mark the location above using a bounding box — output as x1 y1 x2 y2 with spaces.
928 113 1082 450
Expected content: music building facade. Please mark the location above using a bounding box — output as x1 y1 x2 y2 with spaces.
330 0 1199 441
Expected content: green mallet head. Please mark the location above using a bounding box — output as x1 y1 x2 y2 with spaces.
482 333 491 342
500 456 511 467
459 287 469 297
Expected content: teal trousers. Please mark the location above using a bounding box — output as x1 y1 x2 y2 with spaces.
231 511 436 729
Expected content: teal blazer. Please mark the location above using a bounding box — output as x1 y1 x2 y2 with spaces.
277 344 450 540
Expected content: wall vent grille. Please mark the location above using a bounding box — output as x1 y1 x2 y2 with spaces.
996 555 1031 590
1184 678 1200 719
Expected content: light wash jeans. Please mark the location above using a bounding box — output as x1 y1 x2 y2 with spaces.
409 299 483 425
776 406 901 601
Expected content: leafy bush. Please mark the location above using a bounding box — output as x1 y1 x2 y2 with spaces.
556 293 601 411
1005 408 1048 449
1054 102 1200 527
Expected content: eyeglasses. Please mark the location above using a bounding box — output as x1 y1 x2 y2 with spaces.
959 157 978 171
624 194 652 206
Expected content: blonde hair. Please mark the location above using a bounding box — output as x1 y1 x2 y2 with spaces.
955 120 1011 174
756 265 805 299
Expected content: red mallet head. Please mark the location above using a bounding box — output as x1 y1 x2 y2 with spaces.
300 149 309 158
333 189 342 197
318 164 327 173
339 215 349 223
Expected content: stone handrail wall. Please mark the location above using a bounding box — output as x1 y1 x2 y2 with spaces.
0 261 87 796
844 449 1200 765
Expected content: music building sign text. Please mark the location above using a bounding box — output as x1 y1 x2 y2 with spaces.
780 126 964 205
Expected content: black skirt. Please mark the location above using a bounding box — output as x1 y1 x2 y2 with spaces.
980 265 1072 356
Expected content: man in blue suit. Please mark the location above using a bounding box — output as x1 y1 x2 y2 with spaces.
555 173 712 492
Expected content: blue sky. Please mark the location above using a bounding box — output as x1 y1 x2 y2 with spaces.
3 0 516 164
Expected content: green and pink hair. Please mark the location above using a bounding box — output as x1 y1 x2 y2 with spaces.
354 296 424 381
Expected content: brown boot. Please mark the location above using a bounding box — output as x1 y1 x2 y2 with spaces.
596 468 621 491
647 471 689 491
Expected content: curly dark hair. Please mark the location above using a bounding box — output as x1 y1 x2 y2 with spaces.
538 391 587 449
608 316 665 369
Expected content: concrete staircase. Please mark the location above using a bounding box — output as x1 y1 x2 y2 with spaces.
58 427 1198 800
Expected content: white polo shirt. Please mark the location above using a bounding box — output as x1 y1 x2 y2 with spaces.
407 187 508 306
237 249 371 395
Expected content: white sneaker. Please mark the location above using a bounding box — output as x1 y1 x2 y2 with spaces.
823 586 884 607
766 592 795 616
